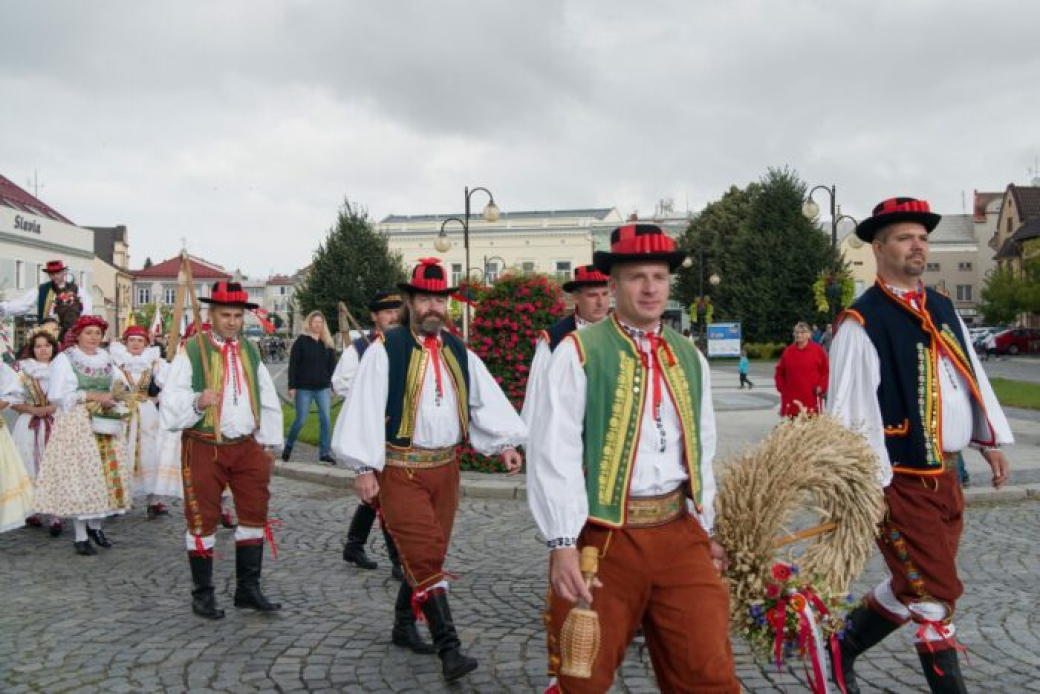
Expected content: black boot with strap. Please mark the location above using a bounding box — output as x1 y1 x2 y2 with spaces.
391 583 436 654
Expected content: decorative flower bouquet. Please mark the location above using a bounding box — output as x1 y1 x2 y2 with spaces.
745 561 854 689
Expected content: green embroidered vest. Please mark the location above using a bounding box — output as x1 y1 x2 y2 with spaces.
572 318 703 527
185 335 262 436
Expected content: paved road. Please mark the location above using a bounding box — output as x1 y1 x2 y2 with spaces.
2 477 1038 693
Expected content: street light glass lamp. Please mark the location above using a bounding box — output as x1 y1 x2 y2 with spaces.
482 200 501 223
709 273 721 286
681 256 694 269
802 199 820 219
434 230 452 253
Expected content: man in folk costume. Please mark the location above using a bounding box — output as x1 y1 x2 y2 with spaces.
528 224 740 694
330 290 406 579
334 258 526 683
0 260 92 338
828 198 1014 694
520 264 610 427
160 281 285 620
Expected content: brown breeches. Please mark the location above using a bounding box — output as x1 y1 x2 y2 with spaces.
876 467 964 625
545 515 740 694
377 462 460 591
181 434 271 537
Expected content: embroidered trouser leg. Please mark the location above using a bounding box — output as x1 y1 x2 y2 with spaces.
876 467 964 650
377 463 459 591
181 435 272 539
545 516 739 694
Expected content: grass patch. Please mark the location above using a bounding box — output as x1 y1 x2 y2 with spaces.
990 378 1040 410
282 399 343 447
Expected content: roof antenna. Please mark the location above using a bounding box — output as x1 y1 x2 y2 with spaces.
1031 155 1040 186
25 169 45 198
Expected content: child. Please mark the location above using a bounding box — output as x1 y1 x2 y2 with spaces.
738 348 753 390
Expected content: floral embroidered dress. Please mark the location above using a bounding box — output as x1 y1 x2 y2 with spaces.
34 347 133 520
111 344 181 499
9 358 54 479
0 362 34 533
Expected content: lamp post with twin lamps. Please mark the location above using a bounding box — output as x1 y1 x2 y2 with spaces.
433 186 500 342
802 184 859 319
682 252 721 346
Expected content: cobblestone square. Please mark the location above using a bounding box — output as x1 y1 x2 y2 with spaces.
2 477 1038 693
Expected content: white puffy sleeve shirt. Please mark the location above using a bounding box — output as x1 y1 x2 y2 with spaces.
828 315 1013 488
333 339 527 471
330 344 361 398
159 350 284 446
526 337 718 546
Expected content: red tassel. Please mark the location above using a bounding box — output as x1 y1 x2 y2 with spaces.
264 519 283 560
915 621 969 675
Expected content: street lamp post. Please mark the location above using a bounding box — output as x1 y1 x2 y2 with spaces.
802 184 858 249
433 186 500 342
483 255 508 282
684 250 721 345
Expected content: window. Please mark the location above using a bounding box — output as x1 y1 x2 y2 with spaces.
521 261 536 273
15 260 23 289
956 285 973 302
555 260 572 280
79 271 86 288
958 262 973 271
164 287 177 305
137 287 151 305
485 262 500 283
451 263 463 286
926 263 941 272
279 286 288 295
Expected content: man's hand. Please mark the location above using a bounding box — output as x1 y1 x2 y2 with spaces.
354 473 380 505
43 404 57 415
288 388 296 400
982 449 1010 489
90 392 116 407
197 389 220 408
500 447 523 475
550 547 598 605
710 540 730 574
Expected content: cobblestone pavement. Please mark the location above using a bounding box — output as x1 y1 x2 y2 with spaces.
2 477 1038 693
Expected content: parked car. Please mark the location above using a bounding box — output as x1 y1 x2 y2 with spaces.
994 328 1040 355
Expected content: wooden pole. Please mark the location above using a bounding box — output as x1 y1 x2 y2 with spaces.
179 253 220 443
773 521 837 549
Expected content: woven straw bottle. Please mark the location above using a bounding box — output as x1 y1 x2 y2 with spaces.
559 546 601 678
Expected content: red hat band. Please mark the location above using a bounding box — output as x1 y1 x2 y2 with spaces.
210 282 250 304
409 258 449 291
874 197 932 216
45 260 67 274
610 224 677 254
574 265 608 283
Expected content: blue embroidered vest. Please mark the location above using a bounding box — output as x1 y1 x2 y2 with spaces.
541 315 578 352
845 283 995 475
382 327 470 449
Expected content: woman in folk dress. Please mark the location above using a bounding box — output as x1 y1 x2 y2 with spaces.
111 326 181 518
0 361 35 533
9 328 62 534
35 315 132 556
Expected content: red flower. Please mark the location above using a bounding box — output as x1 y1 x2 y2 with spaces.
766 583 781 599
771 563 792 582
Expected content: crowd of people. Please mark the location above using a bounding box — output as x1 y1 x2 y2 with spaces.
0 194 1018 693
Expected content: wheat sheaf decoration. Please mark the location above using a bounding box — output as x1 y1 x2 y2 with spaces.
714 413 884 673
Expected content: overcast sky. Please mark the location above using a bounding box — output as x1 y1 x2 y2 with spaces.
3 1 1039 276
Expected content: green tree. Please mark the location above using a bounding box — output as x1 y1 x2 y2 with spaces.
143 257 154 269
295 199 408 334
728 168 838 342
981 259 1040 325
674 184 757 325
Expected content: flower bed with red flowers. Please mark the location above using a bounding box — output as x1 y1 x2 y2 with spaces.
458 273 567 472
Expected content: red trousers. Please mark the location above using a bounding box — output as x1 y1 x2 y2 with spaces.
378 462 459 590
545 516 740 694
875 467 964 625
181 434 272 537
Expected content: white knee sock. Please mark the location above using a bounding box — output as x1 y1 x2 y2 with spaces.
74 520 88 542
86 519 103 531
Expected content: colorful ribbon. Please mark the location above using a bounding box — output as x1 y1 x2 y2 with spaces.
264 519 282 560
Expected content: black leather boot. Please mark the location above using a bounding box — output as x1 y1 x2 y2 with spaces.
833 604 903 694
87 526 113 548
421 588 478 682
391 583 436 654
280 445 292 462
383 526 404 581
342 503 378 569
919 649 968 694
233 543 282 612
189 553 225 620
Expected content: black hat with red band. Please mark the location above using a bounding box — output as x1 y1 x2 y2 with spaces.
855 197 942 243
562 264 609 292
397 258 457 296
199 281 259 310
592 223 688 274
44 260 68 274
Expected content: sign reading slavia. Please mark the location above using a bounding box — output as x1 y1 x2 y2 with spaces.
14 215 42 234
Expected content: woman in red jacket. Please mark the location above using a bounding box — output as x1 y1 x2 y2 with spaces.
774 321 829 417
